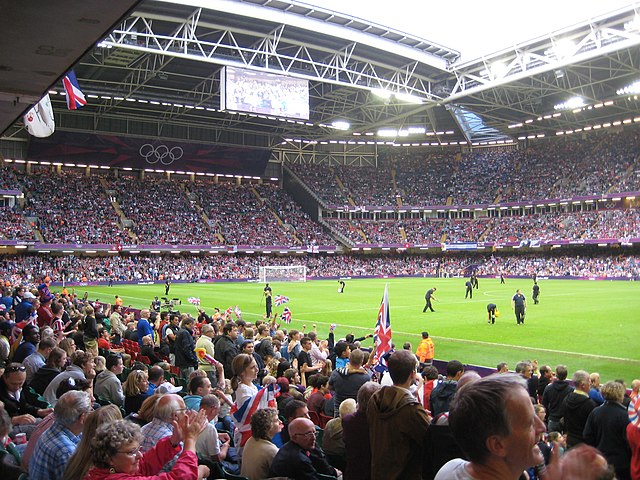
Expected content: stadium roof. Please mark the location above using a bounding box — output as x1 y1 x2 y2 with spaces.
2 0 640 151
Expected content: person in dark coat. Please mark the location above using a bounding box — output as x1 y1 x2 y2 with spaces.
584 380 632 480
542 365 574 433
430 360 464 420
174 317 198 379
213 322 239 379
563 370 597 448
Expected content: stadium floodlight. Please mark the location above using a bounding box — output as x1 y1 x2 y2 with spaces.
371 88 392 99
616 80 640 95
408 126 426 134
331 120 350 130
554 96 585 111
545 38 575 59
394 92 423 104
378 128 398 137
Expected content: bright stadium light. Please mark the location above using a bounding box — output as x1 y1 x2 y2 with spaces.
617 80 640 95
394 92 423 104
554 96 585 111
378 128 398 137
371 88 392 99
331 120 350 130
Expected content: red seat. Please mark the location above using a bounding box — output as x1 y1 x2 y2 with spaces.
138 355 151 365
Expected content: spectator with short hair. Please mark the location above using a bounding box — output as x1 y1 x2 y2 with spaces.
29 390 92 480
23 336 56 384
430 359 464 420
542 365 574 433
94 354 125 406
329 348 370 417
368 349 430 480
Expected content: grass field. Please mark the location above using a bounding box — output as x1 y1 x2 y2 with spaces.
76 277 640 383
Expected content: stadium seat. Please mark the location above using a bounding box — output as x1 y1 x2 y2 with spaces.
308 410 322 427
319 413 333 428
137 355 151 365
221 466 249 480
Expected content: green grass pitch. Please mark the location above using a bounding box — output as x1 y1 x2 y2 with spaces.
76 277 640 383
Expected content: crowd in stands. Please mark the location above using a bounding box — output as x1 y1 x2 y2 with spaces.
0 276 636 480
291 129 640 207
0 206 35 241
324 208 640 245
22 170 130 244
109 175 220 245
0 251 638 286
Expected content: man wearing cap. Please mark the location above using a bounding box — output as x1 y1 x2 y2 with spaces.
14 291 37 323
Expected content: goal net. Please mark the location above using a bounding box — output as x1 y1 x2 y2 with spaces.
259 265 307 283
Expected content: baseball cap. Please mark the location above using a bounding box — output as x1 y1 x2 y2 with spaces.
156 382 183 394
23 292 36 300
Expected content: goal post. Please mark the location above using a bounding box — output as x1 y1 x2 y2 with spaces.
259 265 307 283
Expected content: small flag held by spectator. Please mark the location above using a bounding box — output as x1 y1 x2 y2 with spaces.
187 297 201 306
274 295 289 306
62 70 87 110
280 307 292 324
234 305 242 321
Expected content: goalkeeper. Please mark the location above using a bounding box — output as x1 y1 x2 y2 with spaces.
487 303 498 324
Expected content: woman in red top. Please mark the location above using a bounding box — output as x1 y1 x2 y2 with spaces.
83 410 209 480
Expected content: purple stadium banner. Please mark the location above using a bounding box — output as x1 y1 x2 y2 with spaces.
27 131 271 176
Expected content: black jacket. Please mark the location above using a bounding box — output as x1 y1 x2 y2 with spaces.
429 380 458 419
174 328 197 368
542 380 574 422
213 335 239 378
583 401 631 478
563 391 597 447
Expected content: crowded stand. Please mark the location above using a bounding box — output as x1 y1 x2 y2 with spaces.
0 251 638 285
22 170 130 245
0 269 636 480
253 184 335 245
0 206 36 241
188 180 295 246
290 130 640 207
109 175 220 245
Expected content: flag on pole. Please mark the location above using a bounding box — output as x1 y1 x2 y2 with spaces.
231 383 278 447
62 70 87 110
280 307 292 324
373 284 392 367
274 295 289 307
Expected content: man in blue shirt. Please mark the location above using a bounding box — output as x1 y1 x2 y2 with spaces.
29 390 92 480
137 309 154 347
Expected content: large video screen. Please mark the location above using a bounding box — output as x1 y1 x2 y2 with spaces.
220 66 309 120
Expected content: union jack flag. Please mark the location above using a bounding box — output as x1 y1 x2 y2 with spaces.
234 305 242 321
373 284 392 368
274 295 289 306
62 70 87 110
231 383 278 447
280 307 292 324
187 297 200 306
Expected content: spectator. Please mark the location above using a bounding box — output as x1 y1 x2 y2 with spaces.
563 370 597 448
0 363 53 426
584 381 632 480
43 351 96 406
241 407 282 480
23 337 56 384
435 373 612 480
62 404 123 480
123 369 150 416
322 398 356 470
94 354 126 406
85 413 210 480
328 348 370 417
269 417 337 479
29 390 92 480
368 349 430 480
542 365 574 433
430 359 464 420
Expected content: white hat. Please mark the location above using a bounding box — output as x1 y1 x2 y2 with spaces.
157 382 183 394
23 292 36 300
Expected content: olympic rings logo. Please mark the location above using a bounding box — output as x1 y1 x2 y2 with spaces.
139 144 184 165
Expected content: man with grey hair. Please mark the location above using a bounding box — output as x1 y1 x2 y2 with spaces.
29 390 92 480
343 380 382 480
563 370 597 448
435 373 613 480
140 393 186 471
197 394 237 473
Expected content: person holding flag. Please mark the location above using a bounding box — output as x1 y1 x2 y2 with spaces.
230 354 277 450
373 284 392 373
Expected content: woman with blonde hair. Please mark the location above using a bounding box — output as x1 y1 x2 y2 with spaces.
123 369 150 415
63 404 123 480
